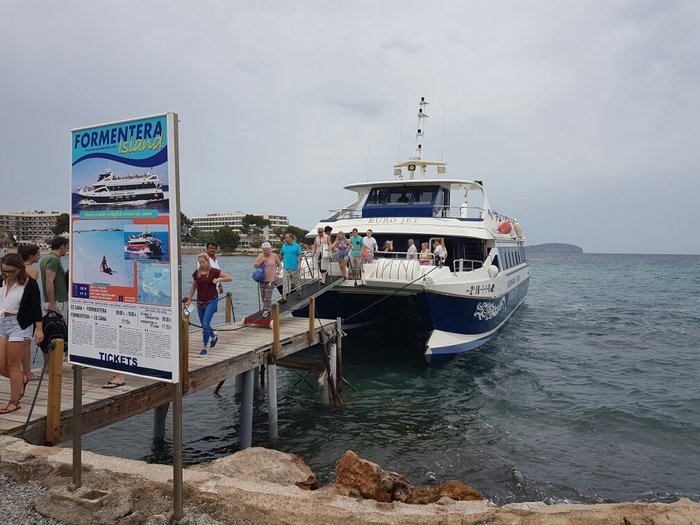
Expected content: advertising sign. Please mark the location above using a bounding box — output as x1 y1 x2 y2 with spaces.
69 113 180 382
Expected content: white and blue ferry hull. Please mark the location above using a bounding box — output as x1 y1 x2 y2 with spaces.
421 276 529 361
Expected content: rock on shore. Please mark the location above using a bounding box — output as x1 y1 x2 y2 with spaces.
1 436 698 525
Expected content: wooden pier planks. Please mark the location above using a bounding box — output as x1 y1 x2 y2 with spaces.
0 317 335 444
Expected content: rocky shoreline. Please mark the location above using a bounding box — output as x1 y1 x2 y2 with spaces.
1 436 697 525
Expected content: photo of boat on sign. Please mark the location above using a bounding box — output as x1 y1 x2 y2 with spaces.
71 159 170 215
123 227 169 262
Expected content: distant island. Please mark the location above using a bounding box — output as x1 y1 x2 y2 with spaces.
525 243 583 253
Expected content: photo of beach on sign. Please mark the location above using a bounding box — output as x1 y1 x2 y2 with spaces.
72 219 135 288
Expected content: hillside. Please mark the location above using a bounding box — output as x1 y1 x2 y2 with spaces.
525 243 583 253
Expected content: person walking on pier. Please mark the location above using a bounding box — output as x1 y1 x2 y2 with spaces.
348 228 363 280
253 242 282 318
184 253 232 357
279 233 303 303
40 237 68 317
18 244 40 382
311 227 325 278
0 253 43 414
332 231 350 279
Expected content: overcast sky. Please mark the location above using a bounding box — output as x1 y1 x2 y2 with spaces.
1 1 698 254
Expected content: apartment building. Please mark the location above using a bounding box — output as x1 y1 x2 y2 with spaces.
0 211 63 246
190 212 288 247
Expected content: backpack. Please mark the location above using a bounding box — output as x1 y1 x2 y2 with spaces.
39 310 68 354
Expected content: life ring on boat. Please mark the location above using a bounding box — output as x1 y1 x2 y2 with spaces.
514 222 524 239
497 221 512 234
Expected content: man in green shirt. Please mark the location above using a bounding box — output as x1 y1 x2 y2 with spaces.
40 236 69 314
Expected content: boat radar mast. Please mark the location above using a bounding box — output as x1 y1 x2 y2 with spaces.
393 97 447 180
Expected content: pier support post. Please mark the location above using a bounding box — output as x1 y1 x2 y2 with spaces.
267 363 278 439
180 315 189 391
153 403 170 441
240 368 254 449
329 342 337 398
253 366 261 389
234 374 243 395
46 339 64 444
336 317 343 392
308 297 315 345
225 292 233 323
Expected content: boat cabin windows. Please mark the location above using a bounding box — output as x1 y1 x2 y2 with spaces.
366 188 391 206
496 243 527 271
362 186 444 218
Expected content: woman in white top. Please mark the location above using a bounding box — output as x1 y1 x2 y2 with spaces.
0 253 44 414
433 239 447 266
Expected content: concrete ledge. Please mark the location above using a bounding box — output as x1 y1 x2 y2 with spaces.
1 438 698 525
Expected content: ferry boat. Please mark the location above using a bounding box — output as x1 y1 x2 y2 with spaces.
302 98 530 361
77 169 165 204
125 230 163 257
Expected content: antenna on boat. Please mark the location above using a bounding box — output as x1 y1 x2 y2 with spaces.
410 97 429 179
397 110 404 162
440 104 446 162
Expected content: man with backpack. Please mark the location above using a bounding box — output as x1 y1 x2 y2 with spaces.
40 236 69 317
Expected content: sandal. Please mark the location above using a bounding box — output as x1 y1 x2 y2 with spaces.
19 376 29 400
0 400 21 414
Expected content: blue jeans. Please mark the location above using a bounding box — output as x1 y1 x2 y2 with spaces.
197 299 218 348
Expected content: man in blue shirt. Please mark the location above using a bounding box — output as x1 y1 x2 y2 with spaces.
279 232 303 302
348 228 363 280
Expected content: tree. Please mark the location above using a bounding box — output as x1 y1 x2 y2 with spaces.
52 213 69 235
180 211 194 227
240 214 271 241
212 226 240 252
286 225 311 243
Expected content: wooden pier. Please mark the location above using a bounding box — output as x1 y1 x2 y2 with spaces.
0 297 339 446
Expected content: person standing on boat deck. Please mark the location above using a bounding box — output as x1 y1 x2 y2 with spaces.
311 227 325 277
362 229 378 263
18 244 40 382
0 253 43 415
183 253 232 357
319 226 333 284
433 238 447 266
279 233 303 302
332 231 350 279
419 242 432 264
253 242 282 317
406 239 418 260
348 228 363 280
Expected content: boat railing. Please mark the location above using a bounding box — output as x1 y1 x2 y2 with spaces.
452 259 484 273
326 208 363 220
327 204 490 220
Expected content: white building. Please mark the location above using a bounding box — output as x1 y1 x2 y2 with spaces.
190 212 289 248
0 211 63 246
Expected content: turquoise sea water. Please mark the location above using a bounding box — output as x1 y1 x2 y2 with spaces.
78 253 700 504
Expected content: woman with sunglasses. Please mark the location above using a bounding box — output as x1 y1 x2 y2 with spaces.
0 253 44 414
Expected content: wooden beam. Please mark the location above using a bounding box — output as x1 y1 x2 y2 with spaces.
272 304 281 359
46 339 64 444
181 315 189 391
308 297 315 345
225 292 233 324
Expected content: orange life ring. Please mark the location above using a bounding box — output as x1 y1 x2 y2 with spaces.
497 221 512 234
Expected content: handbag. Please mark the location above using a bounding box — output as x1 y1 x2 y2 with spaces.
252 265 265 283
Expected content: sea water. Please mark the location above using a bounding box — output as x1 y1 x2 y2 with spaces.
78 253 700 504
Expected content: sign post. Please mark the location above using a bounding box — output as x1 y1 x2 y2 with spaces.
69 113 183 519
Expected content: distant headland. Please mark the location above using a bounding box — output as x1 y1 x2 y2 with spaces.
525 243 583 253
